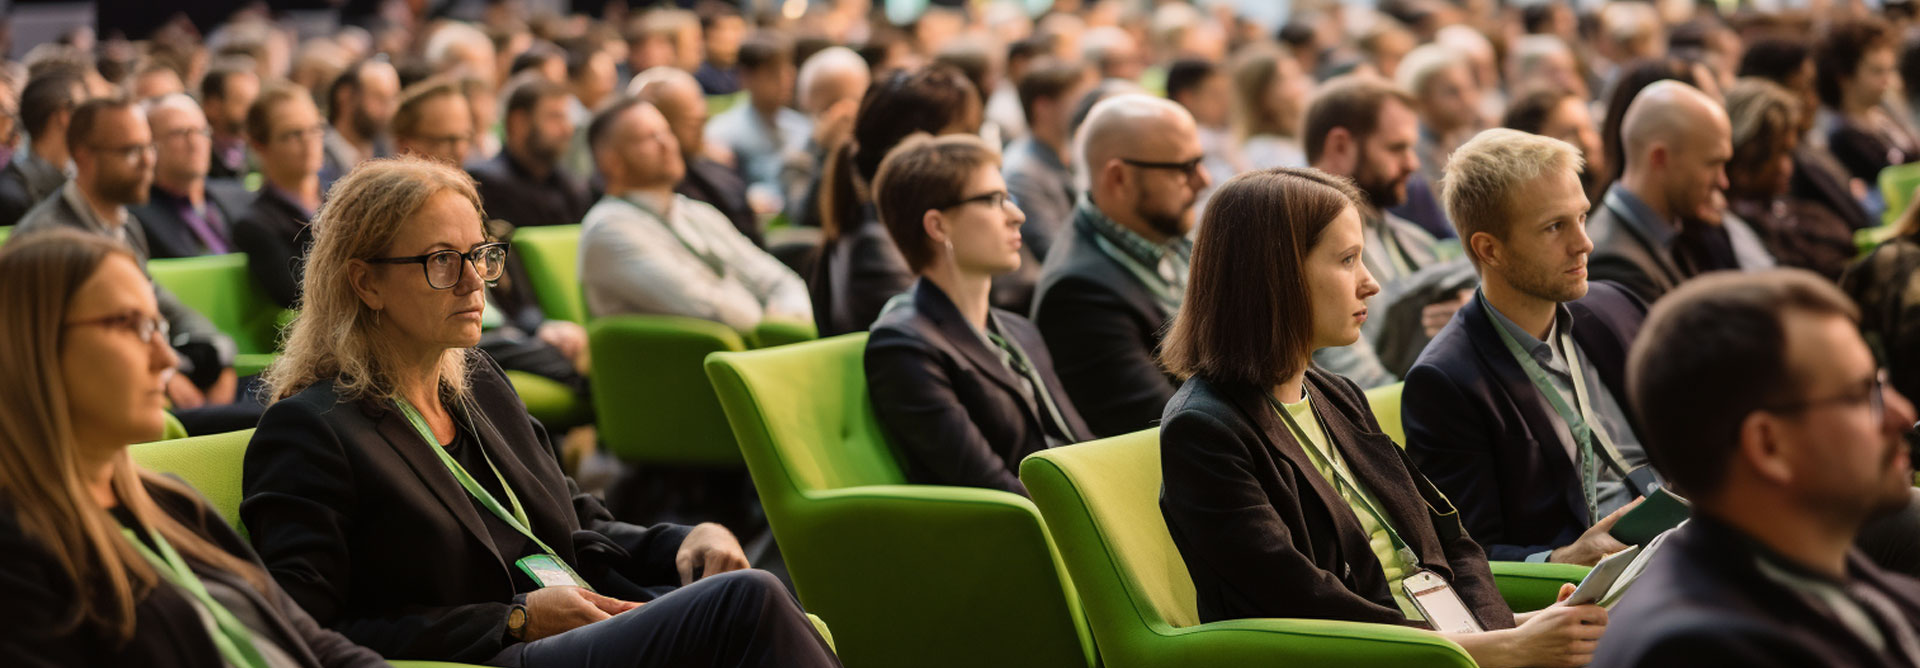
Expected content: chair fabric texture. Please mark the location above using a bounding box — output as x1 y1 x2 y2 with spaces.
147 253 289 376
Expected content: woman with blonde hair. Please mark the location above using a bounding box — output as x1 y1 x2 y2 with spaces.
0 228 384 666
1230 45 1313 170
242 156 839 667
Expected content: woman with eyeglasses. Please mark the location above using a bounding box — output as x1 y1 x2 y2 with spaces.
240 157 840 667
863 134 1093 496
0 229 386 667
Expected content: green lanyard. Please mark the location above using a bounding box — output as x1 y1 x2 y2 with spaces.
118 524 271 668
1088 231 1184 307
1267 391 1420 568
984 327 1077 442
395 398 592 591
1483 303 1632 521
620 194 729 279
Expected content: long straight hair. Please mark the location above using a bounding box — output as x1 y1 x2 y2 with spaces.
0 229 267 641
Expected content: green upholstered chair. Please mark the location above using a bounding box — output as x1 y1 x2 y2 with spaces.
160 412 189 441
509 224 588 324
1020 430 1590 668
1364 382 1406 447
0 225 10 245
147 254 290 376
1880 161 1920 227
129 429 256 537
706 335 1097 668
591 315 752 466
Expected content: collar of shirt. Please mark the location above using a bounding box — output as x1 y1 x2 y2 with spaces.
1605 183 1677 250
1479 289 1576 368
1015 136 1068 173
1076 197 1189 271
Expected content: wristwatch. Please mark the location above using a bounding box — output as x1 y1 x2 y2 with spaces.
505 603 529 641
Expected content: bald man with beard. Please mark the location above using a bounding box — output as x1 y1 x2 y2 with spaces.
1031 94 1210 438
631 66 761 247
1588 80 1735 303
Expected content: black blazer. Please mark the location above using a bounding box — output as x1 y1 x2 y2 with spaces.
130 179 252 259
810 208 914 336
0 479 385 668
1586 194 1688 304
231 188 314 309
1402 282 1649 562
467 152 592 229
1160 370 1514 630
1593 515 1920 667
865 278 1093 496
242 354 691 662
1030 212 1179 438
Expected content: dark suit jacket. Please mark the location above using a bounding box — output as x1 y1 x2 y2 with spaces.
0 479 385 668
242 354 691 662
231 187 313 309
1402 282 1648 562
810 208 913 336
1792 149 1873 231
678 155 762 248
866 278 1093 496
0 152 64 227
1030 212 1178 438
129 179 252 259
1593 515 1920 668
468 152 592 228
1587 194 1689 304
1160 370 1514 629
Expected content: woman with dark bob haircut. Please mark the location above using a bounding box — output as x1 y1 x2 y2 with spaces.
1157 167 1608 668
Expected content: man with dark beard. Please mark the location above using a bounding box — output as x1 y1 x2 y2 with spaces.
1306 75 1472 386
320 59 399 180
1031 94 1210 438
469 76 594 228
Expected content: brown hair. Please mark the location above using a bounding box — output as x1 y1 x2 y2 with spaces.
1627 270 1860 498
1160 167 1365 387
872 133 1002 273
65 95 136 154
0 229 268 641
245 82 315 146
1229 45 1291 141
1725 78 1800 193
1302 75 1416 164
390 77 465 141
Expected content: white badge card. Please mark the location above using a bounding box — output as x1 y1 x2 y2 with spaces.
516 555 583 588
1402 570 1485 634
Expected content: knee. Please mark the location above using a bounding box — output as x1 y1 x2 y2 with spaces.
705 568 786 601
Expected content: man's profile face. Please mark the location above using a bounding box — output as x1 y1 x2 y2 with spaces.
82 107 155 206
1772 313 1916 521
1352 99 1420 208
1491 168 1592 304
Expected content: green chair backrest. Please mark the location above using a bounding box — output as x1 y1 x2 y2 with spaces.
1880 161 1920 227
510 225 586 324
590 314 753 466
128 429 256 537
0 225 10 245
707 335 1097 668
147 254 288 356
1365 382 1406 447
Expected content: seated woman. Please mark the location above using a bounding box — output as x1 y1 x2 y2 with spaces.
864 134 1093 496
1724 79 1856 280
240 157 838 667
1157 167 1607 667
0 229 384 667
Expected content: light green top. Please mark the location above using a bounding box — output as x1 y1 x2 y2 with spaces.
1280 393 1423 620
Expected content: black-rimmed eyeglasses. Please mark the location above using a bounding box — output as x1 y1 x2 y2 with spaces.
1764 369 1888 424
368 242 509 290
1121 156 1206 178
938 190 1012 211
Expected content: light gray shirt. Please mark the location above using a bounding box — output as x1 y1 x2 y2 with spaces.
581 192 812 331
705 103 812 191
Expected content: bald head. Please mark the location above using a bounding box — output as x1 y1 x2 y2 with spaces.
796 47 870 114
1077 94 1209 240
1622 80 1728 169
630 66 707 157
1620 80 1732 224
1078 94 1198 174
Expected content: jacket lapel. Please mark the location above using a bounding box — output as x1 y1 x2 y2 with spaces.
1461 298 1591 524
1602 197 1685 289
917 280 1046 427
1225 384 1378 573
365 402 507 568
459 400 576 557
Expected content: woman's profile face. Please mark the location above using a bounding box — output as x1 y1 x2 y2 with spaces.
357 190 490 356
1302 205 1380 350
938 164 1026 277
60 254 177 452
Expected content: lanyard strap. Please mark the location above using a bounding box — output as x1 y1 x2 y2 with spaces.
621 194 729 279
1483 305 1633 520
1376 219 1414 277
985 328 1077 441
118 525 271 668
1266 391 1420 567
1087 225 1184 308
395 398 592 591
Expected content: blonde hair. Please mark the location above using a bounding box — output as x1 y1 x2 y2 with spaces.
1229 45 1291 142
1394 44 1467 98
1442 128 1585 268
263 157 484 404
0 229 267 641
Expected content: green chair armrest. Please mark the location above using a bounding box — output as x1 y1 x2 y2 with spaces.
744 319 817 349
160 412 189 441
1144 617 1474 667
1490 561 1591 612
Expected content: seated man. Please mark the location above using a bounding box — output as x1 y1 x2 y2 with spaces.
581 98 811 330
1594 270 1920 667
631 66 760 247
0 70 86 226
1588 80 1733 303
702 32 808 210
233 83 324 309
1405 129 1652 566
130 93 250 258
468 76 594 229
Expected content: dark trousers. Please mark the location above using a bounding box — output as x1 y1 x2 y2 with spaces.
490 570 839 668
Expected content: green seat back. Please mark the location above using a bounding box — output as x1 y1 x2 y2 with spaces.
510 225 585 324
147 254 289 357
707 92 746 116
1365 382 1406 447
591 315 751 466
1880 161 1920 226
128 429 256 537
504 370 592 430
0 225 10 245
707 335 1097 668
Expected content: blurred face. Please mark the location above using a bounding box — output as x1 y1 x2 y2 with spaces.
356 190 490 355
467 85 497 146
1180 72 1233 129
514 95 575 165
1770 313 1916 521
1486 168 1593 303
134 68 184 101
1849 47 1899 109
1115 115 1210 238
210 71 260 138
258 96 327 184
62 254 178 452
1732 131 1797 198
149 104 211 186
1352 99 1420 208
632 35 677 72
351 63 401 138
606 104 684 189
578 51 618 106
1265 56 1312 134
653 85 709 158
1305 206 1382 349
746 60 796 108
397 94 474 165
1539 97 1602 165
706 16 746 63
1422 64 1482 132
937 164 1026 277
1658 112 1732 225
76 107 155 207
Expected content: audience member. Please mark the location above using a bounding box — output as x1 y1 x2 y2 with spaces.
1595 271 1920 667
560 38 619 180
1031 94 1206 438
321 59 400 178
1589 80 1731 303
233 84 325 309
1844 201 1920 403
199 60 259 180
0 71 87 226
1502 88 1605 203
704 33 807 210
469 76 593 228
581 98 810 331
1815 18 1919 189
1003 60 1093 262
241 157 839 666
391 78 474 165
1739 37 1874 232
129 94 249 259
1158 166 1607 667
865 133 1092 495
694 3 747 96
632 67 760 247
1724 78 1856 280
780 46 869 224
1397 44 1483 188
1231 45 1312 170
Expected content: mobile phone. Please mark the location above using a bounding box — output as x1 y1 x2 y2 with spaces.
1565 544 1642 607
1402 570 1484 633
